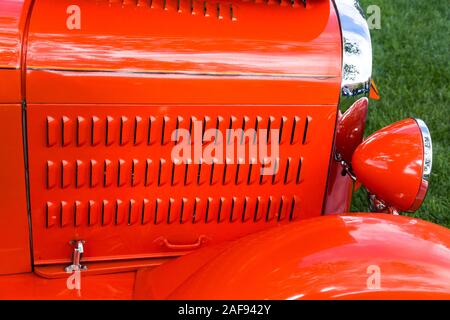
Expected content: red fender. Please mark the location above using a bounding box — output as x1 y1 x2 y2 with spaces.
134 214 450 300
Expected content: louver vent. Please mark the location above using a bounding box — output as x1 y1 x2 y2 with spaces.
28 104 336 264
104 0 308 21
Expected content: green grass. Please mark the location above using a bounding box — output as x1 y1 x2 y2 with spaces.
351 0 450 227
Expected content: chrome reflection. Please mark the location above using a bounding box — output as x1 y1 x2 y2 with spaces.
334 0 372 111
415 118 433 181
408 118 433 212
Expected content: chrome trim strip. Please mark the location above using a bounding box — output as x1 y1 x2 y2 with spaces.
408 179 428 213
408 118 433 212
334 0 372 111
415 118 433 181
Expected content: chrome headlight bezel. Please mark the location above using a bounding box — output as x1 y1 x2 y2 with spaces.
409 118 433 212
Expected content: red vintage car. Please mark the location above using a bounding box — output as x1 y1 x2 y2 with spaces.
0 0 448 300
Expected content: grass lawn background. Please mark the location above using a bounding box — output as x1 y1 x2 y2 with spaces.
351 0 449 227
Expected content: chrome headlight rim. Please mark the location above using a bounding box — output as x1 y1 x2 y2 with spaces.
408 118 433 212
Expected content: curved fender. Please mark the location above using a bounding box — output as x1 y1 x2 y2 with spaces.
134 214 450 299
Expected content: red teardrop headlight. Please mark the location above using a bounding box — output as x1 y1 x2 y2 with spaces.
352 118 432 212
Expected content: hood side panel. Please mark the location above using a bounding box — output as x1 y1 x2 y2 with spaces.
25 0 342 105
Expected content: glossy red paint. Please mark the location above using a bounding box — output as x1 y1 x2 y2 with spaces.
323 98 369 215
352 118 428 212
322 156 353 214
25 0 341 105
134 214 450 300
1 214 448 300
335 98 368 164
0 105 31 274
0 271 136 300
0 0 32 275
0 0 32 102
